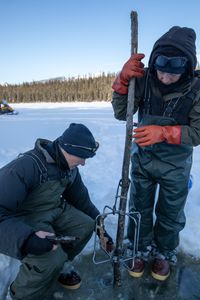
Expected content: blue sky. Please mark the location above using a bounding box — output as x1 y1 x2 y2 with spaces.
1 0 200 84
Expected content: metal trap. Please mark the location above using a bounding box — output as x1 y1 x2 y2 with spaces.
93 180 141 274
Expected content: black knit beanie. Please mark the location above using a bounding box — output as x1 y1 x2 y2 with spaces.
57 123 98 159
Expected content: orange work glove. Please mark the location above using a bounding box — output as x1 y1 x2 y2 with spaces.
133 125 181 147
112 53 145 94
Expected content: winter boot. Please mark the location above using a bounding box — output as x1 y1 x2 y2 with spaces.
127 245 152 278
151 257 170 281
128 257 145 278
58 270 81 289
58 261 81 289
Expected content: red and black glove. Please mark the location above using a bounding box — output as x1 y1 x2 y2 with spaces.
112 53 145 94
102 230 114 252
133 125 181 147
96 220 114 253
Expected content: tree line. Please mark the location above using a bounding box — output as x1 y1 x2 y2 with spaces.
0 72 116 103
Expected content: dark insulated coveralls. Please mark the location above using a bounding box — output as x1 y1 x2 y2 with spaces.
0 139 99 299
112 26 200 259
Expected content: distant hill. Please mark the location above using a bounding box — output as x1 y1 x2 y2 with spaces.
0 73 116 103
33 76 66 84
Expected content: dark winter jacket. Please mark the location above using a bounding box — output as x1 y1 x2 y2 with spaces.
0 139 100 259
112 26 200 146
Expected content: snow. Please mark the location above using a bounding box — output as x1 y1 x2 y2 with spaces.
1 102 200 297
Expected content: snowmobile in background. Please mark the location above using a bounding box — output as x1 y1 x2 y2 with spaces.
0 99 18 115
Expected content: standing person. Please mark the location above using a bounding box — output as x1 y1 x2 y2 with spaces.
0 123 112 299
112 26 200 281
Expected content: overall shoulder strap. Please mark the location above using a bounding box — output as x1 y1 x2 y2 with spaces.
143 69 151 115
18 152 48 183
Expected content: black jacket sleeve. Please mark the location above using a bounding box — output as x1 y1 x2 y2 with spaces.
111 91 128 121
62 168 100 220
0 155 40 259
111 72 147 121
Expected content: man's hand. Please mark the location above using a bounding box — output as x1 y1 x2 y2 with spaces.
35 231 58 250
133 125 181 147
22 231 58 256
112 53 145 94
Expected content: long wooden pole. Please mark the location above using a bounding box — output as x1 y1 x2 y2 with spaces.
113 11 138 287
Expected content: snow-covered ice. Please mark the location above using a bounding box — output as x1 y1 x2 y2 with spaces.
1 102 200 298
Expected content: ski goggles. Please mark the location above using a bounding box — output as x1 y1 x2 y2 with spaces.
155 55 188 68
63 141 99 153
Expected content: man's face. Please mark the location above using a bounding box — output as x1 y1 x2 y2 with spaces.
156 70 182 85
66 154 86 170
61 148 86 169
